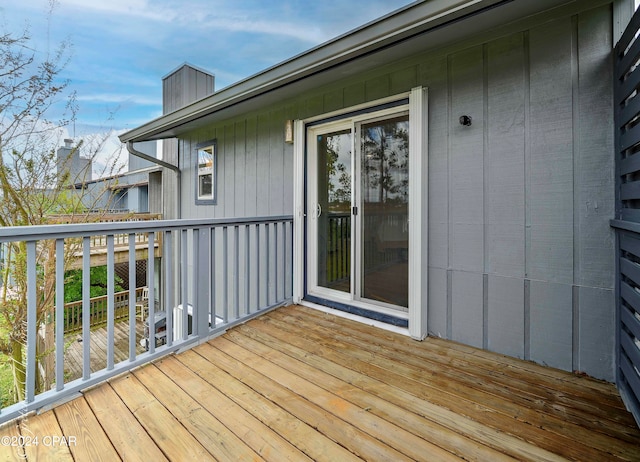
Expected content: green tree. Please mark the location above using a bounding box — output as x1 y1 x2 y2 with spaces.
64 266 125 303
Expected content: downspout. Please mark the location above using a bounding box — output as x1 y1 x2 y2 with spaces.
126 141 181 219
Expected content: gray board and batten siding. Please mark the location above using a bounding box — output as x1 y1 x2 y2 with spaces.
171 2 615 380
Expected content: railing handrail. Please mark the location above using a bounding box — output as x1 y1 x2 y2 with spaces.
0 215 294 242
46 212 163 224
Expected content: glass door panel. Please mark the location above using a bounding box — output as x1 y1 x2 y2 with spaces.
316 129 352 293
359 115 409 308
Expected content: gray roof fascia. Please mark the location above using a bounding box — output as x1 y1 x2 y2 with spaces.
118 0 510 143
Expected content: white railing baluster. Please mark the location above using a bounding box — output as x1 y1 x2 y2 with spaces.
128 234 136 361
82 237 91 380
165 230 173 347
266 224 271 306
148 232 156 347
222 226 229 323
214 227 218 326
25 241 37 403
256 223 262 310
192 228 199 335
287 221 293 298
106 235 115 370
181 229 188 341
233 225 239 320
275 222 280 302
245 225 251 316
55 239 65 391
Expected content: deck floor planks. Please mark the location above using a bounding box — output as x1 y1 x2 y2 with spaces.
156 355 312 462
0 421 25 461
178 348 361 462
19 410 73 462
133 361 266 462
295 305 624 404
4 305 640 461
64 321 145 380
223 326 523 462
83 384 168 462
289 307 631 427
109 373 216 461
287 305 635 419
243 313 584 460
210 335 461 462
54 397 120 461
278 306 638 436
230 321 565 462
193 343 405 461
258 307 637 461
279 306 640 458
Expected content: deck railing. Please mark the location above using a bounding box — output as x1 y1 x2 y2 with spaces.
0 215 293 423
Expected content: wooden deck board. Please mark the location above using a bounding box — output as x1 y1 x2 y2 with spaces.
264 307 640 454
54 397 120 461
3 305 640 461
63 320 145 381
229 321 564 462
83 384 168 462
19 410 73 462
0 422 25 461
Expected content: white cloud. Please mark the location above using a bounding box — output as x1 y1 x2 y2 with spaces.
76 93 160 106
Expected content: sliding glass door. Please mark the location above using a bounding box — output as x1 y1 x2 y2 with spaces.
307 110 409 312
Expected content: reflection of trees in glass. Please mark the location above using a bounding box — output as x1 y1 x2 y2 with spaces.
322 133 351 207
362 117 409 204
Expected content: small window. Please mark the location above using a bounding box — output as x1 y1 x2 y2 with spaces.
196 141 216 204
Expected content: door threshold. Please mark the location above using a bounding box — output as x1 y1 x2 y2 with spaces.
301 297 410 335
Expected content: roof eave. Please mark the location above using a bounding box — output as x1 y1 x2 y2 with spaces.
122 0 569 143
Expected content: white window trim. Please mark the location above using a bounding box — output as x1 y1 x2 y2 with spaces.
195 140 217 205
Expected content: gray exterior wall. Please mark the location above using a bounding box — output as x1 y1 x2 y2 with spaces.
175 3 615 380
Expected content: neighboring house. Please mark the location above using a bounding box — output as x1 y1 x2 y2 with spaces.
57 138 156 213
121 0 632 399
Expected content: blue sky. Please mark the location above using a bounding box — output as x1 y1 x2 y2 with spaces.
1 0 415 138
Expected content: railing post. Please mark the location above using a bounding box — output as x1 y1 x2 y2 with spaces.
195 228 210 338
55 239 65 391
128 234 137 361
181 229 189 341
82 237 91 380
106 235 115 370
165 230 173 347
25 241 37 403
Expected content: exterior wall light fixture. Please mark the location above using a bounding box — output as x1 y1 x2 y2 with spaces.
285 119 294 143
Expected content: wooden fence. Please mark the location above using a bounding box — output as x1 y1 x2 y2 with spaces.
63 287 147 334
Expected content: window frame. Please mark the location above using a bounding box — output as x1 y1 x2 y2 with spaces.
195 139 217 205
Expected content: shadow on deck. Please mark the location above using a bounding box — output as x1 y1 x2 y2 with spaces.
2 305 640 461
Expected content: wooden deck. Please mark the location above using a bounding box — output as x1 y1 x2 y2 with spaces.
64 320 146 381
2 304 640 461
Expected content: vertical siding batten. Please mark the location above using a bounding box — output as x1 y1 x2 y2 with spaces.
449 45 485 347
